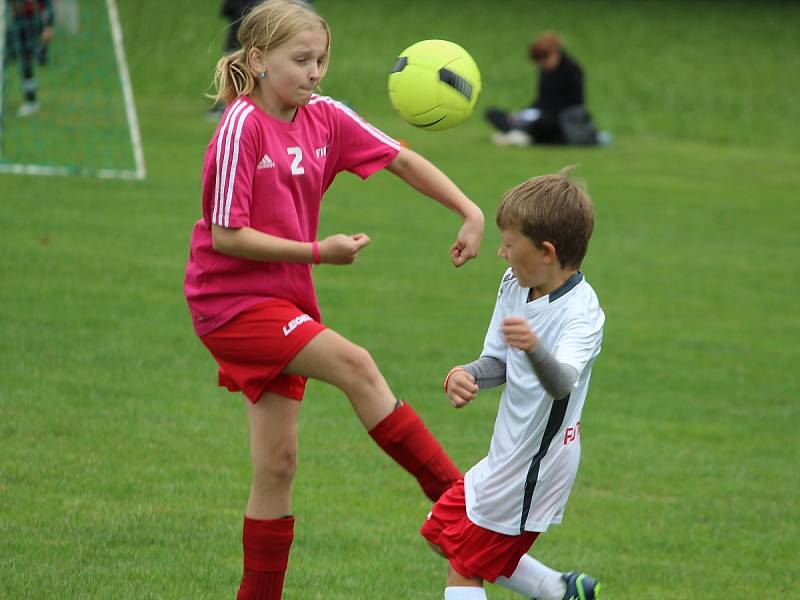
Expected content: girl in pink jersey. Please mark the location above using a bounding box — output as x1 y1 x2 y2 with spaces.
183 1 484 598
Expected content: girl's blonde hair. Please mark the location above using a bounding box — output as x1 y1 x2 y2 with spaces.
211 0 331 104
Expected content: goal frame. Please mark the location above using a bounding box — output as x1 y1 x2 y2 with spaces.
0 0 146 180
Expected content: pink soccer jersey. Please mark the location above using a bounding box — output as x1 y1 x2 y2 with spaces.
184 95 401 336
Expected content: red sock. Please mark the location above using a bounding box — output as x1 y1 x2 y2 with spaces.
368 402 461 501
236 516 294 600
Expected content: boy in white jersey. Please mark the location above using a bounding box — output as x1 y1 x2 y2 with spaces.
422 171 605 600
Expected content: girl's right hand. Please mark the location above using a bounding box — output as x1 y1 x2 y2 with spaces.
451 212 484 267
446 370 478 409
318 233 371 264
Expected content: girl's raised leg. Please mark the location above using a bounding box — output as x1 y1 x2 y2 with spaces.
285 328 460 501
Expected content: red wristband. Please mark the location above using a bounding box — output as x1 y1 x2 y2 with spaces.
312 240 320 265
443 367 465 392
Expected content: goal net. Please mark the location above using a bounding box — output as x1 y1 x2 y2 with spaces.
1 0 145 179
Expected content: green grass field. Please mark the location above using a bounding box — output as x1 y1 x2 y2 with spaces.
2 1 799 598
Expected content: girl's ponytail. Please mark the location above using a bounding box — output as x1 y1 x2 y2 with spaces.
208 1 331 106
211 48 254 105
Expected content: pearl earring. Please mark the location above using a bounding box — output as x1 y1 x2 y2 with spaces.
259 71 267 79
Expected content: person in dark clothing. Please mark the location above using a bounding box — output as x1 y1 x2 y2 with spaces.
5 0 54 117
207 0 268 119
486 31 609 146
219 0 314 54
220 0 263 53
208 1 315 119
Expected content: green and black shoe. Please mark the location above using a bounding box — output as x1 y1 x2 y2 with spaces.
561 572 602 600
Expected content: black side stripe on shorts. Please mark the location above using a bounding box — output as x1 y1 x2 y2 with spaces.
519 394 570 532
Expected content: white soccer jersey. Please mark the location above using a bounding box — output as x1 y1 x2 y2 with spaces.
464 268 605 535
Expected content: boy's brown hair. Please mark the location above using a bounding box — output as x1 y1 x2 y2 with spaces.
496 168 594 269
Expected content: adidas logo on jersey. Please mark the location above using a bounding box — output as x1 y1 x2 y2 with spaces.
257 153 275 169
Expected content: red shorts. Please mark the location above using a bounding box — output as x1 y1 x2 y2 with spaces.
420 478 539 582
199 299 326 402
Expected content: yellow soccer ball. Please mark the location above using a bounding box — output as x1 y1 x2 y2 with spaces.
388 39 482 132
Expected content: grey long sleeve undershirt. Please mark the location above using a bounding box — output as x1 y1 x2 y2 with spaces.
525 344 579 401
461 356 507 389
461 345 578 401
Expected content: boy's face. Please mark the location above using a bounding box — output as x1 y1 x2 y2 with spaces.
498 227 550 288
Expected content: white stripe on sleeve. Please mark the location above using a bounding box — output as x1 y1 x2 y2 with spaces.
213 99 245 225
309 95 401 150
213 100 247 226
223 105 255 227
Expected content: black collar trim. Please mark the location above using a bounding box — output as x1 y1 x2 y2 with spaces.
548 271 583 303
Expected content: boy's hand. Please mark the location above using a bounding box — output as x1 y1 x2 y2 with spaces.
451 214 484 267
318 233 370 264
445 369 478 408
501 316 539 352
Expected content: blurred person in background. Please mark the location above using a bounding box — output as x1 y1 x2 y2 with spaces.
5 0 54 117
485 31 609 147
208 0 313 119
222 0 261 48
207 0 262 119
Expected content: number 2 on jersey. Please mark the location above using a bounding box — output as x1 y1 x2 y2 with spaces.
287 147 305 175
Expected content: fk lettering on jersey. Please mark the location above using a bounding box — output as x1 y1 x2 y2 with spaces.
563 421 581 445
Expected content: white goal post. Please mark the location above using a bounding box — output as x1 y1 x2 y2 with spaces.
0 0 146 180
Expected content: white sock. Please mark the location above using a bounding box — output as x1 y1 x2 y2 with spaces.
444 586 488 599
494 554 566 600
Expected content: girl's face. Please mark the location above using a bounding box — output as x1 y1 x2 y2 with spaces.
256 26 328 119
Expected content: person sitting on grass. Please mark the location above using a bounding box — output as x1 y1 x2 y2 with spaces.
486 32 609 147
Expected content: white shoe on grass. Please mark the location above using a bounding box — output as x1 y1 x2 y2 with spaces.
596 130 613 146
491 129 532 147
17 102 40 117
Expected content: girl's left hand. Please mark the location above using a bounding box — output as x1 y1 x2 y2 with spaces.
451 215 484 267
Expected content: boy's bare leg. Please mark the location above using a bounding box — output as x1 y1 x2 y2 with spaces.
445 565 486 599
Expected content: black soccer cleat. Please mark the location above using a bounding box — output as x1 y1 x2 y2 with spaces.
561 571 601 600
